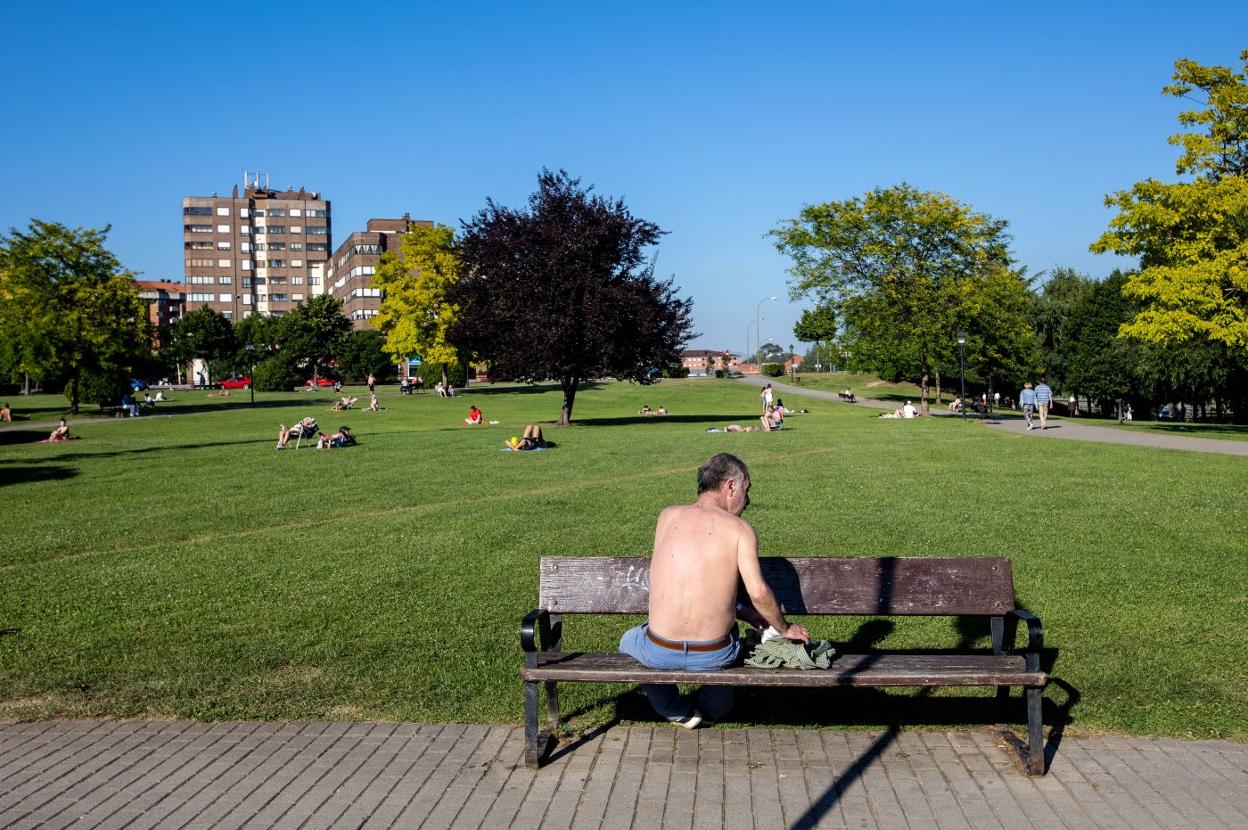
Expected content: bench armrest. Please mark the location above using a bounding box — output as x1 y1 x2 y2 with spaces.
521 609 562 668
1008 609 1043 671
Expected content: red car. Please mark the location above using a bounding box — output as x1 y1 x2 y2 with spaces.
305 377 336 387
220 375 251 390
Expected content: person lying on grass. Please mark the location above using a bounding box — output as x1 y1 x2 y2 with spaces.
316 426 357 449
705 424 759 432
504 424 552 451
331 395 357 411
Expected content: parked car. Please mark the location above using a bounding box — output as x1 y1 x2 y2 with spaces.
129 379 148 391
220 375 251 390
305 377 335 387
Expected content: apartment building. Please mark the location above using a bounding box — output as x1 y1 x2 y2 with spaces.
134 279 185 329
182 180 331 320
326 215 432 329
681 349 740 376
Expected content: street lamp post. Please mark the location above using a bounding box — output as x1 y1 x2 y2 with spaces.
956 330 967 422
745 320 759 369
789 343 796 383
246 344 256 407
755 295 777 370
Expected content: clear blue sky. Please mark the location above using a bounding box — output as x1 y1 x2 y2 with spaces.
2 2 1244 355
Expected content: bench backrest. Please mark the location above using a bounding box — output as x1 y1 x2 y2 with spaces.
538 556 1016 616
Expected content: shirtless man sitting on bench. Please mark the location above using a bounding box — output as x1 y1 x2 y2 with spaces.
619 453 809 727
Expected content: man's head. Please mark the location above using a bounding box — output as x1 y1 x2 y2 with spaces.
697 453 751 514
1039 376 1047 384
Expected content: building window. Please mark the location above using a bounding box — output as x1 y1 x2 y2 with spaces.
187 225 212 233
290 208 302 217
292 276 304 285
217 259 231 267
242 278 252 288
290 226 302 234
240 226 250 235
257 294 267 302
267 226 285 235
222 310 233 320
241 243 251 253
189 292 214 301
216 224 231 233
268 260 285 268
268 208 287 217
241 260 252 270
186 241 213 250
242 295 252 305
184 206 213 215
217 293 230 303
306 226 328 235
253 210 265 218
217 241 231 251
188 276 213 285
307 243 327 252
306 209 328 218
293 293 304 301
269 277 287 285
309 276 321 285
239 208 250 218
218 276 232 284
216 207 230 216
267 242 285 251
271 293 288 302
353 244 381 255
349 265 376 278
290 242 303 251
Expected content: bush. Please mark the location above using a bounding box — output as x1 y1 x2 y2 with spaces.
662 364 690 379
714 369 725 379
252 358 303 392
762 363 786 377
414 361 468 388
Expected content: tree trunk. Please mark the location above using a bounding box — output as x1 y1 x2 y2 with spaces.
441 365 449 389
558 376 579 426
22 372 29 396
920 363 930 416
70 371 80 415
934 370 941 405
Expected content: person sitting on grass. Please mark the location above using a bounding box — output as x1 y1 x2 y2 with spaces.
465 405 484 425
0 402 11 422
902 401 918 418
40 419 71 443
276 417 318 449
331 395 357 411
760 405 784 432
657 406 669 415
154 390 167 402
638 405 654 415
362 392 383 412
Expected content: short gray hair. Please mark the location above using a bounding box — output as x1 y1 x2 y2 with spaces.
697 453 749 494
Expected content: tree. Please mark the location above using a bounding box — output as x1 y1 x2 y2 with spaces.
1063 271 1141 414
335 329 397 384
451 170 695 425
170 307 236 383
771 184 1033 414
276 294 352 383
1026 267 1098 391
1092 51 1248 350
0 220 148 412
372 223 462 388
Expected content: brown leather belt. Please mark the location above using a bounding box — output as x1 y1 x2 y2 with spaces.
646 628 732 652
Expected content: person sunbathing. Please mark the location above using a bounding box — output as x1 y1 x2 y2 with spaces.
705 424 758 432
760 405 784 431
277 417 318 449
331 395 357 411
505 424 548 450
638 405 654 415
362 393 382 412
656 406 669 415
317 425 357 449
40 418 71 442
465 405 483 424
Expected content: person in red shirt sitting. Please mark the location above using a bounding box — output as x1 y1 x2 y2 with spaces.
465 405 483 425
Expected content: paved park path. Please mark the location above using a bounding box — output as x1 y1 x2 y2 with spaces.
736 376 1248 457
2 720 1246 829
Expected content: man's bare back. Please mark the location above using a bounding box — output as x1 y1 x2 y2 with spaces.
647 456 809 644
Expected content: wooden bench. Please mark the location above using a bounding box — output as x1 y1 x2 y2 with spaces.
521 556 1047 773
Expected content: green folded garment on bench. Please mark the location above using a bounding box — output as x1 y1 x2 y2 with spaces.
743 631 836 669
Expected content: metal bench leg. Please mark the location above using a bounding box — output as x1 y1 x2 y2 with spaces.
523 681 551 768
1024 685 1045 775
545 681 561 731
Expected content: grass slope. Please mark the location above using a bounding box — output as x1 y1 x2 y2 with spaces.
1 379 1245 740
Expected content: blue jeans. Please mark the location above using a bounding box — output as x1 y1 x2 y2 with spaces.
619 622 741 722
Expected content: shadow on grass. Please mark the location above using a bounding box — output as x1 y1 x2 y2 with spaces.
38 438 278 462
456 382 604 397
0 430 52 446
574 414 760 427
0 464 79 487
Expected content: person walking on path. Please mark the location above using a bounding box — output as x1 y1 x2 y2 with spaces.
760 383 773 413
1019 382 1037 430
1035 377 1054 430
619 453 809 728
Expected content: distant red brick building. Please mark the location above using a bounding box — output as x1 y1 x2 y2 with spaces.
680 349 740 375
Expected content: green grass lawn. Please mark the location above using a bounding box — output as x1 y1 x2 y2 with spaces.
1 379 1245 741
1076 417 1248 443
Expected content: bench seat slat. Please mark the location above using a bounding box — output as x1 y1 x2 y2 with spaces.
521 652 1046 687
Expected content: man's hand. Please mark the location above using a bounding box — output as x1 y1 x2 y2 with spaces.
781 623 811 643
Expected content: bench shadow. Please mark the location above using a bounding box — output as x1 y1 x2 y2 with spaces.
0 464 79 487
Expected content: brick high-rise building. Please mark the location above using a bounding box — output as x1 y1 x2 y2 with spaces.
133 279 185 329
327 215 432 329
182 178 331 321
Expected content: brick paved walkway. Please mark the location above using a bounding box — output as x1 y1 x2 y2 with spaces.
1 720 1245 829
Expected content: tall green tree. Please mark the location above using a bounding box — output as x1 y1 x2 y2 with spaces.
451 170 695 425
372 223 462 388
1027 267 1098 391
1092 50 1248 349
171 307 236 383
771 184 1034 413
277 294 351 383
0 220 148 412
335 329 397 384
